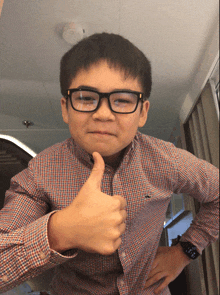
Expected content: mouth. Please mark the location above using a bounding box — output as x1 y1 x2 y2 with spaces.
89 131 115 136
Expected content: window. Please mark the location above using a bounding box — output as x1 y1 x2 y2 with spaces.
164 193 185 227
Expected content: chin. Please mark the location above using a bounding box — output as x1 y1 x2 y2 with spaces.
89 148 119 158
92 150 115 157
86 145 116 157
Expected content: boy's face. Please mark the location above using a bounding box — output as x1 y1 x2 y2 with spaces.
61 60 150 164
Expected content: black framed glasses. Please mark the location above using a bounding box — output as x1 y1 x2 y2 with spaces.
66 88 144 114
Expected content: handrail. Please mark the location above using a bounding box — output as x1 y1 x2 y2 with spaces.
0 134 37 158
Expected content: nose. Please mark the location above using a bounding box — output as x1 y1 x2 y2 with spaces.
92 97 115 121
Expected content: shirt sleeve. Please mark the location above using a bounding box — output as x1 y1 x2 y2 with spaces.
0 167 78 293
172 146 219 254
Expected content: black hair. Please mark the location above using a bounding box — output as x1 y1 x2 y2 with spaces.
60 32 152 99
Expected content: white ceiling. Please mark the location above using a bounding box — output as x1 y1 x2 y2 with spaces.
0 0 219 153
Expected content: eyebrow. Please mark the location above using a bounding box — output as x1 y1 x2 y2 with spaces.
77 85 138 92
77 85 98 91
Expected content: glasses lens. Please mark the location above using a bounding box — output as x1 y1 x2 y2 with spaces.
71 90 99 111
110 92 138 113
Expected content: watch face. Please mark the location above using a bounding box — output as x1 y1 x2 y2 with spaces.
180 242 199 259
185 246 197 259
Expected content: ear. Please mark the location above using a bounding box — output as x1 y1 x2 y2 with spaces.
138 100 150 128
61 97 69 124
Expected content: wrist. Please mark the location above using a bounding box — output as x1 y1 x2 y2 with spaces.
173 243 192 265
172 235 200 261
47 211 64 252
47 210 76 253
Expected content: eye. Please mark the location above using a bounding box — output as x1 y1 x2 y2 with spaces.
80 96 96 102
73 91 98 104
112 93 136 105
114 98 132 105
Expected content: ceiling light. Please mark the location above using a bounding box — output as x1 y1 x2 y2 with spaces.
62 22 85 45
22 120 34 128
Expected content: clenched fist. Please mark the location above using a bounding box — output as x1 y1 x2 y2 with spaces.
48 152 127 255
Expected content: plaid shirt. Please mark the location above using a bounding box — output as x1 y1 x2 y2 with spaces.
0 132 219 294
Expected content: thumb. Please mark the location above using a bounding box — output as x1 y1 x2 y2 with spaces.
87 152 105 190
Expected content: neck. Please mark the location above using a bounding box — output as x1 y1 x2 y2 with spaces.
103 149 126 170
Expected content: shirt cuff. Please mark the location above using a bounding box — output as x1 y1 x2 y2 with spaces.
180 229 205 255
23 211 78 270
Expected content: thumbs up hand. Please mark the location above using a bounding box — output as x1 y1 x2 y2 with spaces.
48 152 127 255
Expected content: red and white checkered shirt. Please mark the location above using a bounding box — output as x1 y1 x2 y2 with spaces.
0 132 219 294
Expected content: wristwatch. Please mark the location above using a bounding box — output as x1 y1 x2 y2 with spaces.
179 241 200 260
172 235 200 260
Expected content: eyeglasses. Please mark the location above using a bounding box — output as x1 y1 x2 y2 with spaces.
66 88 144 114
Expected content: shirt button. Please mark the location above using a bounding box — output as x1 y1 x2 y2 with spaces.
1 275 8 282
39 251 46 260
121 251 126 258
120 279 125 287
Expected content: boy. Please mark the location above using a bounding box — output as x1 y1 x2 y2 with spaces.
0 33 219 295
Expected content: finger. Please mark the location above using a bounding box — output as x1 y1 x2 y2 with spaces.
118 222 126 235
154 277 171 295
147 264 160 279
113 237 122 250
120 209 127 223
152 261 158 270
144 272 166 289
148 259 159 274
87 152 105 189
113 195 127 209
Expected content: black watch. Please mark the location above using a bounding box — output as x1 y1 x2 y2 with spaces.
179 241 200 260
171 235 200 260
